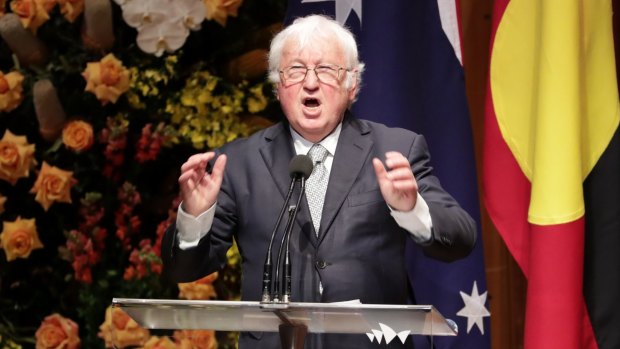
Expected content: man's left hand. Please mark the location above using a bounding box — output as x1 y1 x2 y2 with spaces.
373 151 418 212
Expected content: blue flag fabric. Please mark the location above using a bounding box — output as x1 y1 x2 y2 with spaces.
284 1 491 348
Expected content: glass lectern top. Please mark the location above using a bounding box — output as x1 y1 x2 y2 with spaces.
112 298 457 336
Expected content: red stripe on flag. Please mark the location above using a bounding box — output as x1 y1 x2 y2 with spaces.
526 220 587 348
482 93 530 273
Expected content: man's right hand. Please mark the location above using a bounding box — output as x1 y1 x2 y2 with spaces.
178 152 227 217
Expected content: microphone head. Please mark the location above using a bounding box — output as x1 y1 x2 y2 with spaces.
288 154 313 180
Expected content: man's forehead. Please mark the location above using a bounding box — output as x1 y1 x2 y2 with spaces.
281 39 343 60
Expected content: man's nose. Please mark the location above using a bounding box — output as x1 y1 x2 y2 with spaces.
303 68 320 88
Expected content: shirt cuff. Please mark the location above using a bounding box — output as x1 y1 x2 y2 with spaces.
176 202 216 249
390 192 433 243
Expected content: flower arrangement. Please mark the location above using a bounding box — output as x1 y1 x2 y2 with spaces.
0 0 286 348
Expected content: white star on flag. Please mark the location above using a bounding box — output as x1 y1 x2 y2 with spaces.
456 281 491 334
301 0 362 26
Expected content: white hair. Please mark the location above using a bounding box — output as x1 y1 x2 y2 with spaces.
268 15 365 93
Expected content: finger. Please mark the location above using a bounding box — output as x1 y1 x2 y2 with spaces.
384 153 409 170
385 167 414 181
391 180 417 191
181 152 215 173
372 158 389 181
209 154 227 184
178 169 201 185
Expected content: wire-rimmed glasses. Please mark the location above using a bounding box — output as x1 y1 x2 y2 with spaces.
279 64 349 85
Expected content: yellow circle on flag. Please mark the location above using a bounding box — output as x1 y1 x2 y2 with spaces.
490 0 620 225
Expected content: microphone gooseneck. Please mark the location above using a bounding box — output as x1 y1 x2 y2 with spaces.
282 176 307 303
273 205 296 302
261 155 313 303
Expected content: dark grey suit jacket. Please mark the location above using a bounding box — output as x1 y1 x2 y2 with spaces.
162 114 476 349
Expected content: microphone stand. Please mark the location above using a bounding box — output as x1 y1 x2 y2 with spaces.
281 177 306 303
261 178 297 303
273 205 296 302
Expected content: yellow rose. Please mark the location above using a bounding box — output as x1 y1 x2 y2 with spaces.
9 0 50 33
203 0 242 27
0 130 36 185
142 336 176 349
82 54 131 105
62 120 94 153
57 0 83 23
174 330 217 349
0 71 25 112
0 217 43 262
29 162 76 211
98 306 149 349
178 272 218 300
35 313 80 349
247 84 268 113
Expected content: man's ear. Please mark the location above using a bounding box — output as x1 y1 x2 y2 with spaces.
273 83 280 100
348 71 359 100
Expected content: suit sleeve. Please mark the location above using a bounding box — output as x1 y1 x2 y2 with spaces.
162 151 237 283
409 134 477 262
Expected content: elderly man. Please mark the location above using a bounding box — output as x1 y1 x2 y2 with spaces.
162 14 476 349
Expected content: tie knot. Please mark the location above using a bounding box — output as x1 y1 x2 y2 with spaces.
308 144 329 163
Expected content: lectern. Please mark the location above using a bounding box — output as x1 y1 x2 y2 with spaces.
112 298 457 348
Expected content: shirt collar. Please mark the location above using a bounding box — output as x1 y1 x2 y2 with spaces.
290 123 342 157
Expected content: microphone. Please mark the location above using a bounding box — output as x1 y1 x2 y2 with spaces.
261 155 313 303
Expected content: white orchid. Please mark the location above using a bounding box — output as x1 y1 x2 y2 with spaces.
121 0 169 28
174 0 206 31
116 0 206 56
137 19 189 57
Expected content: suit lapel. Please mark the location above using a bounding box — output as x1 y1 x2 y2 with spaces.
318 117 373 244
259 123 294 199
259 123 317 246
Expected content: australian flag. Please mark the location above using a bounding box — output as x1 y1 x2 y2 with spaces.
284 1 491 348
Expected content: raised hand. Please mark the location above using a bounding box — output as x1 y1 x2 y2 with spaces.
372 151 418 212
178 152 227 217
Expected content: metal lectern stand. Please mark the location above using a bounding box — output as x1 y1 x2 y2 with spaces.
112 298 457 348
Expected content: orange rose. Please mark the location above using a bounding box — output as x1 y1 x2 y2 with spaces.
82 54 131 105
62 120 94 153
35 313 80 349
142 336 176 349
9 0 50 33
203 0 242 27
0 71 25 112
178 272 218 300
30 162 77 211
98 306 149 348
0 130 36 184
57 0 83 22
174 330 217 349
0 217 43 262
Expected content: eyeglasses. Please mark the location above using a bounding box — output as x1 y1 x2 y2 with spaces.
279 64 349 85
